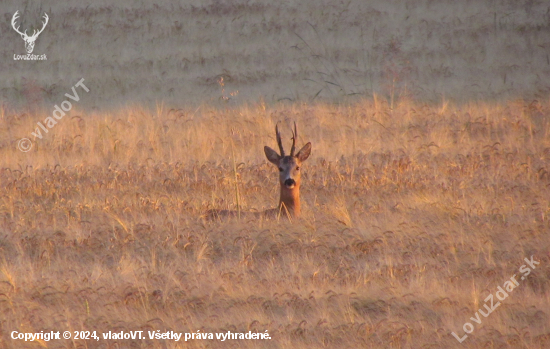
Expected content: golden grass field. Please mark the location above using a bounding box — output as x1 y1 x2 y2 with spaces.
1 98 550 348
1 0 550 348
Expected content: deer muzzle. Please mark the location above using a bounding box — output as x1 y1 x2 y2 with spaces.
284 178 296 188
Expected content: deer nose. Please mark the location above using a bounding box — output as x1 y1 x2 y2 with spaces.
284 179 296 187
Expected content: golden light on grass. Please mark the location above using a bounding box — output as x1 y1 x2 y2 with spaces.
1 97 549 348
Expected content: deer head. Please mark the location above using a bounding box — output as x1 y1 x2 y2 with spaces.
264 122 311 217
12 11 49 54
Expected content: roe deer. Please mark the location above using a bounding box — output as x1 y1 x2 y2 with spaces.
207 122 311 220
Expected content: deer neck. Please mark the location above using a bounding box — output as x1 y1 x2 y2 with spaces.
279 185 301 217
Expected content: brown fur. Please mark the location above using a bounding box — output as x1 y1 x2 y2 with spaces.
207 123 311 220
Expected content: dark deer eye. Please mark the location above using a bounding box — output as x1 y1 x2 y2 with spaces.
279 167 283 172
296 166 300 171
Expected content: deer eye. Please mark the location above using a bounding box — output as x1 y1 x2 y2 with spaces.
279 167 283 172
295 166 300 171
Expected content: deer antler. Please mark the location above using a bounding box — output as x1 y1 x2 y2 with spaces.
276 123 285 156
11 11 26 37
11 11 49 39
290 122 297 156
32 13 49 38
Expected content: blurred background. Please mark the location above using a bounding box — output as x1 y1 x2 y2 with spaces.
1 0 549 111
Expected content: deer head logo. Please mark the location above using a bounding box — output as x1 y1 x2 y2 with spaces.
11 11 49 54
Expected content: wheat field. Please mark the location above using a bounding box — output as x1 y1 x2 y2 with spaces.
1 0 550 348
1 99 550 348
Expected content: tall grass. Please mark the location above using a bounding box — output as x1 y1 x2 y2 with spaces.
0 98 549 348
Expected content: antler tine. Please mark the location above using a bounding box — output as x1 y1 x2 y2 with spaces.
11 10 19 25
290 122 297 156
275 123 285 157
38 13 49 34
31 12 49 38
11 11 24 36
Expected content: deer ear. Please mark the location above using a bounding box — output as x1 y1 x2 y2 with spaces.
296 142 311 162
264 146 281 165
